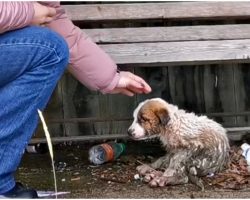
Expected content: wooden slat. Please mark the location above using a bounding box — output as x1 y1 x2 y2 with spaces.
43 110 250 124
30 134 129 144
84 24 250 44
64 2 250 21
99 39 250 65
202 64 237 127
232 64 250 127
30 127 250 144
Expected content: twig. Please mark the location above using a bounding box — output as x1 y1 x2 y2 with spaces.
100 177 127 184
136 160 158 172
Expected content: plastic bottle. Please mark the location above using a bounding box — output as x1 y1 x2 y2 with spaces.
241 143 250 165
25 143 48 154
88 142 126 165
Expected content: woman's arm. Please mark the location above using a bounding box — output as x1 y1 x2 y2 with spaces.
0 1 151 95
42 2 120 94
0 2 34 33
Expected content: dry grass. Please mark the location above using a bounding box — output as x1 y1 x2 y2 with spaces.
38 109 58 199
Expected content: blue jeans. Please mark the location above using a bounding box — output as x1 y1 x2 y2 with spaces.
0 26 69 193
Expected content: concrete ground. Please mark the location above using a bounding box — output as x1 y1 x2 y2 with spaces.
16 141 250 198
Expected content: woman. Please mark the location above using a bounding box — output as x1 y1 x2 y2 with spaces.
0 2 151 198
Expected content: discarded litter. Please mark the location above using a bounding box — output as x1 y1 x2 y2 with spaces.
88 142 126 165
241 143 250 165
134 174 141 180
0 191 70 198
25 143 48 154
71 177 81 181
37 191 70 198
56 161 67 172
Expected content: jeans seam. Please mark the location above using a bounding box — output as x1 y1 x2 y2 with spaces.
0 43 61 61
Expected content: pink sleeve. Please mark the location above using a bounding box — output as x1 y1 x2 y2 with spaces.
0 2 34 34
43 2 120 94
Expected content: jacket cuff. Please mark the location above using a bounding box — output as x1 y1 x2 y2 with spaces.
100 72 120 94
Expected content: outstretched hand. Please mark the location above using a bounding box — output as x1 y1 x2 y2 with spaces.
109 71 152 96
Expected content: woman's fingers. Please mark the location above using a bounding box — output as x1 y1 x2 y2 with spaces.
131 75 152 93
118 71 152 94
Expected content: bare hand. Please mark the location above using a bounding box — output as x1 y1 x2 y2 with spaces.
31 2 56 26
109 71 152 96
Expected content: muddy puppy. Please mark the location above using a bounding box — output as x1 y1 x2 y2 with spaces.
128 98 229 189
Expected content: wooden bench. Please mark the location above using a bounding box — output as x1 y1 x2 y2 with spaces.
32 2 250 143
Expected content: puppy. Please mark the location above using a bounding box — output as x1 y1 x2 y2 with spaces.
128 98 229 189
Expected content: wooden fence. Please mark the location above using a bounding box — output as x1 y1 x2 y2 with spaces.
32 2 250 143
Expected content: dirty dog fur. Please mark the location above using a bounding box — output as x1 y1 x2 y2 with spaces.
128 98 230 189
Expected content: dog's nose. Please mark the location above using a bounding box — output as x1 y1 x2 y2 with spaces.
127 128 135 137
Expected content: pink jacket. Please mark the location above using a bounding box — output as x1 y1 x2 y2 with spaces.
0 2 120 94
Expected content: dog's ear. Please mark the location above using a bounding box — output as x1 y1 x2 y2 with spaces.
155 108 170 125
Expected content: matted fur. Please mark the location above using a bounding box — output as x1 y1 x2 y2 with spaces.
128 98 230 189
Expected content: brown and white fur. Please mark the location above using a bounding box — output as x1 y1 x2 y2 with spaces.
128 98 229 189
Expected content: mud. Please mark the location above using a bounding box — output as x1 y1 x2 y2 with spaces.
16 141 250 198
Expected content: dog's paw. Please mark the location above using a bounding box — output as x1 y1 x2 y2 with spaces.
149 175 169 187
144 170 163 183
149 175 189 187
136 164 154 175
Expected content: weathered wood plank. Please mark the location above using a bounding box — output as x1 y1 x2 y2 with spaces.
167 66 206 114
92 66 136 136
103 94 135 136
202 64 237 127
61 72 135 137
38 2 250 142
233 64 250 127
34 83 65 138
84 24 250 43
61 73 80 136
30 128 250 144
135 67 169 104
100 39 250 65
64 2 250 21
42 110 250 124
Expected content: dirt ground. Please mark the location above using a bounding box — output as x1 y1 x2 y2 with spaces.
16 141 250 198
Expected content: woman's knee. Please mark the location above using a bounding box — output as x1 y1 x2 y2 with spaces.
31 26 69 66
0 26 69 87
2 26 69 66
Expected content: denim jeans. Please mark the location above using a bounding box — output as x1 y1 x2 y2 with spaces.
0 26 69 193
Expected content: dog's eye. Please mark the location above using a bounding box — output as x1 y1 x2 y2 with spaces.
138 115 148 123
138 118 145 123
